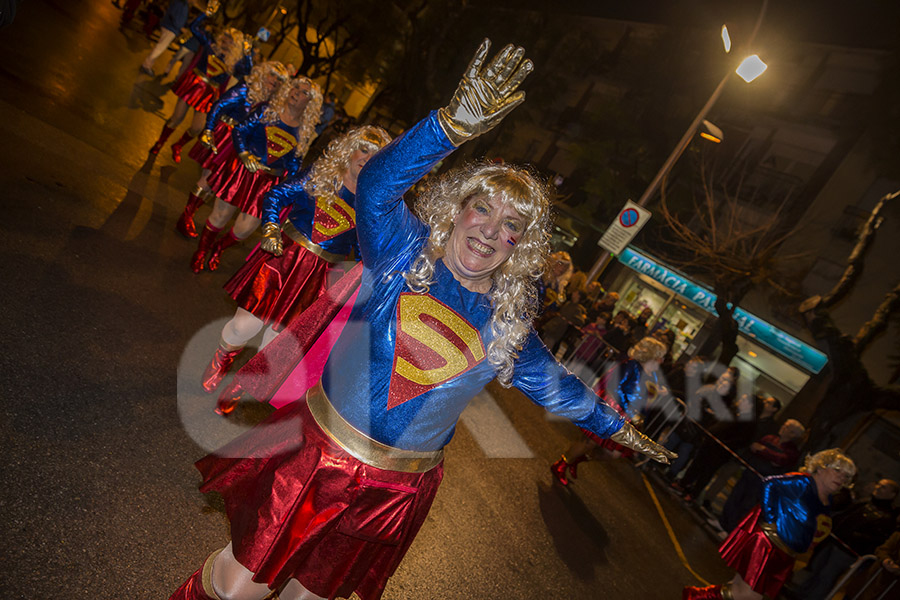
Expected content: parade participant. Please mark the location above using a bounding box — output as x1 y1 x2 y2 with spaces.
138 0 191 76
175 60 290 238
168 40 675 600
200 126 391 408
148 8 251 163
550 336 668 485
683 448 856 600
189 76 322 273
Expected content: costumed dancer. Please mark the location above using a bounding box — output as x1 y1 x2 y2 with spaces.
149 7 251 163
683 448 856 600
167 40 675 600
550 336 668 485
201 125 391 411
190 76 322 273
176 60 290 238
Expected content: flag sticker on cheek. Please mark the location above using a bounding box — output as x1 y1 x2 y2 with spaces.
507 237 517 246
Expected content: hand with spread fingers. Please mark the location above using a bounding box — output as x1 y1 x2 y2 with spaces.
438 38 533 146
199 129 218 154
260 222 283 256
610 422 678 464
239 151 263 173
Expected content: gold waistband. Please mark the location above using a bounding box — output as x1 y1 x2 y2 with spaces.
192 68 213 86
760 522 799 557
219 115 238 128
306 381 444 473
282 221 346 264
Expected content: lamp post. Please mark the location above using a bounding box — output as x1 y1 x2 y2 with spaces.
586 4 769 283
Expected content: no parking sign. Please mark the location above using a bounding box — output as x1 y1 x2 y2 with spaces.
598 200 652 255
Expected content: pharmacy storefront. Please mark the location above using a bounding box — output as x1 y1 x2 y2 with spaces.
607 246 828 405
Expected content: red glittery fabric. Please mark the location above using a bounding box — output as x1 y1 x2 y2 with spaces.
196 398 443 600
207 159 278 218
719 505 796 598
171 68 219 113
189 120 233 168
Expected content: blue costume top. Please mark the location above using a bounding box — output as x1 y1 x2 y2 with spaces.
188 15 247 88
604 359 656 419
232 106 302 177
261 174 361 258
204 83 254 130
320 112 624 452
762 472 830 553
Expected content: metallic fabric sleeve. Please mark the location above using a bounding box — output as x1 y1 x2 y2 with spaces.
512 332 625 438
205 84 248 131
761 472 823 553
188 14 211 50
231 105 264 157
261 173 310 226
613 360 645 419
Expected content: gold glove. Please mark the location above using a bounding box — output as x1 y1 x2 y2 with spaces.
610 422 677 465
437 38 533 146
260 222 283 256
239 151 262 173
205 0 220 17
199 129 218 154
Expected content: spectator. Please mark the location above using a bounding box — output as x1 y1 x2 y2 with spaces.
315 91 337 135
602 310 634 355
540 289 587 355
658 356 712 479
719 419 805 532
629 306 654 346
139 0 192 77
839 529 900 600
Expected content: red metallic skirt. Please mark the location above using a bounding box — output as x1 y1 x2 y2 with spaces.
171 69 219 113
189 120 234 169
195 398 444 600
224 236 330 330
207 159 279 218
719 506 796 598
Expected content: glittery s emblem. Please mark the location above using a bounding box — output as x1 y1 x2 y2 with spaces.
387 293 485 410
310 194 356 243
206 55 227 78
265 127 297 162
813 514 832 544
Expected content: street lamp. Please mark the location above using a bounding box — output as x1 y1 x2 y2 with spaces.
586 21 768 283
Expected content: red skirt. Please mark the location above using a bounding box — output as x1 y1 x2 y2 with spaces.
189 120 233 169
224 235 331 330
196 398 444 600
171 69 219 113
207 158 279 218
719 506 796 598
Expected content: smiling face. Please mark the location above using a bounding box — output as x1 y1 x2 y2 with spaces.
288 81 312 115
444 194 525 292
263 72 282 98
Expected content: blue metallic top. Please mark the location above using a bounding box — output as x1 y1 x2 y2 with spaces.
232 106 302 176
320 111 625 451
605 359 657 419
762 472 830 553
261 174 360 257
188 15 237 88
203 83 253 131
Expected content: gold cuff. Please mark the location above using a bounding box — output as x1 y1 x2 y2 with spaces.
219 115 238 128
759 522 798 557
281 221 346 264
306 381 443 473
192 68 213 86
720 582 734 600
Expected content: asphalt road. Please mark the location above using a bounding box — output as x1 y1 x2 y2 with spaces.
0 2 733 598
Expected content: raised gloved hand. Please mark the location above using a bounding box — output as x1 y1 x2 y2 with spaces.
205 0 220 17
260 222 283 256
199 129 218 154
610 422 677 465
239 151 263 173
437 38 533 147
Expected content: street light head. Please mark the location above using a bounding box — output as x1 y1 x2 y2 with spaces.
721 25 732 53
700 119 723 143
736 55 767 82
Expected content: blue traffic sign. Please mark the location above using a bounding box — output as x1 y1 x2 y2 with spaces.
619 208 640 227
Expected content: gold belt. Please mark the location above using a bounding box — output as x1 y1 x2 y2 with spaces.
219 115 237 127
306 381 444 473
282 221 346 264
759 522 799 557
192 68 213 86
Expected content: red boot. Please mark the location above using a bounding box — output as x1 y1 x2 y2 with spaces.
169 549 222 600
682 583 731 600
171 131 195 163
207 230 242 271
566 454 589 480
550 457 570 486
191 223 220 273
176 188 207 238
215 380 246 415
151 124 175 155
201 339 244 393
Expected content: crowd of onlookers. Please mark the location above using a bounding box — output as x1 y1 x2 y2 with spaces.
536 252 900 599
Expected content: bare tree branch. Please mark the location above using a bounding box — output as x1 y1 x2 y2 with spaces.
854 280 900 352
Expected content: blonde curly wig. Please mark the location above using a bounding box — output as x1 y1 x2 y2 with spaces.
263 76 323 158
212 27 246 74
245 61 290 105
304 126 392 196
628 337 668 364
404 163 552 386
802 448 856 481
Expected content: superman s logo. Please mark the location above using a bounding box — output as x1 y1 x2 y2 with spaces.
206 55 227 78
387 294 485 410
266 127 297 162
310 194 356 243
813 514 832 543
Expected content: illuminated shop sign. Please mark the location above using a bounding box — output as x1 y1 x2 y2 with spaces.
618 247 828 374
